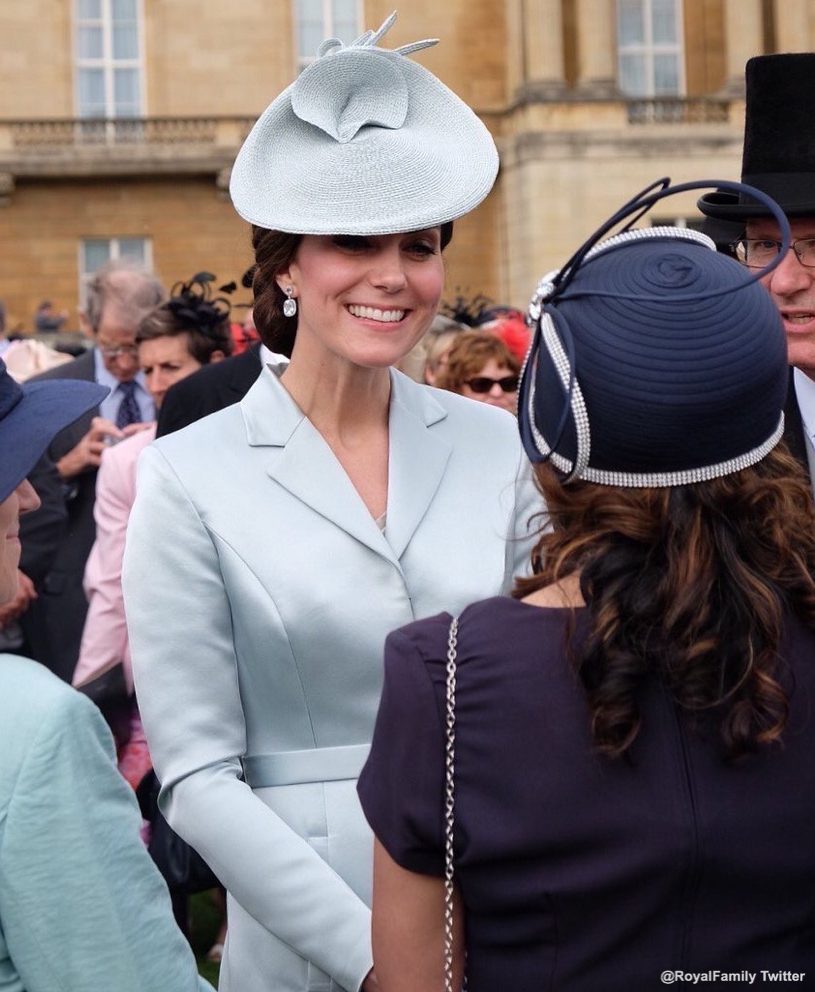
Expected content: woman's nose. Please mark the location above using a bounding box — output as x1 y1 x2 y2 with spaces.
369 250 408 292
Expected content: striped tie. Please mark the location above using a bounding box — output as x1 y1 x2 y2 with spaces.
116 380 142 429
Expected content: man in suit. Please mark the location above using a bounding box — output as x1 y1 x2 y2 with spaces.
17 260 165 680
698 54 815 480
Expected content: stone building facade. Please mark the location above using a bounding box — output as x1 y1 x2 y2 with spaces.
1 0 814 332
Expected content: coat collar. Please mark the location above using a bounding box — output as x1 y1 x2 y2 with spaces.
240 364 451 563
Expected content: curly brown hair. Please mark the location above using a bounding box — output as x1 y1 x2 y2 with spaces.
250 222 454 356
514 446 815 760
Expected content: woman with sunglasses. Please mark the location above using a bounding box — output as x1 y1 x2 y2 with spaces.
122 15 534 992
436 330 520 414
359 180 815 990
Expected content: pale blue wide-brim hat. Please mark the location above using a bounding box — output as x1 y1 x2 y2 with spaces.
229 12 499 235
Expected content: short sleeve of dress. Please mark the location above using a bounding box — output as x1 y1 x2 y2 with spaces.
357 621 448 877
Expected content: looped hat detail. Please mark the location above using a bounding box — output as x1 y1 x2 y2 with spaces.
229 11 499 235
519 178 791 488
291 50 409 143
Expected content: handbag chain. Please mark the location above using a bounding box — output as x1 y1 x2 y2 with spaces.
444 615 460 992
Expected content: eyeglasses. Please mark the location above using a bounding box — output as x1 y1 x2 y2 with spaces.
731 238 815 269
463 375 519 394
99 344 139 360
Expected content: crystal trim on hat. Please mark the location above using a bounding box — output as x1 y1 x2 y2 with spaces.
579 415 784 488
524 313 591 480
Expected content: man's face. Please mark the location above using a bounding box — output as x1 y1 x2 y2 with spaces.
94 304 140 383
748 215 815 379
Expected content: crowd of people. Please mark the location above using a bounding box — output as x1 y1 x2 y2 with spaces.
2 15 815 992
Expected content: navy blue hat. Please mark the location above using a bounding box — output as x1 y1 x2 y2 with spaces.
0 360 108 502
519 179 791 487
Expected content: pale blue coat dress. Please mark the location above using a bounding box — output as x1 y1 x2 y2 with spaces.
0 654 211 992
122 364 538 992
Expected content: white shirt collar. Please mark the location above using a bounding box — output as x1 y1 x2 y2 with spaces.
793 367 815 442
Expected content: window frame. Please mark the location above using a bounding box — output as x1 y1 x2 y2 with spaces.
616 0 685 98
77 236 153 307
73 0 146 119
293 0 364 72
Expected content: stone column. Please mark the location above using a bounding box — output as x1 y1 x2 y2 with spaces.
773 0 810 53
574 0 617 96
722 0 763 95
522 0 566 97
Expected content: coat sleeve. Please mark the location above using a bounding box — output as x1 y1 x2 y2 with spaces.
122 445 373 992
0 686 210 992
74 444 133 690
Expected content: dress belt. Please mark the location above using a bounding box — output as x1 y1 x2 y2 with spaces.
241 743 370 787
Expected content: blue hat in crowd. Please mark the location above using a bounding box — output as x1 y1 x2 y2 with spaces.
0 360 107 502
518 178 791 487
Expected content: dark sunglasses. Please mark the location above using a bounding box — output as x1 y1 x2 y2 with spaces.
464 375 519 394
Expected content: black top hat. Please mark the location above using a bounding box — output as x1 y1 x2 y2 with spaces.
698 53 815 221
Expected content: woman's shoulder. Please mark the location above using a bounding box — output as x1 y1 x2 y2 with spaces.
0 655 100 752
388 596 575 669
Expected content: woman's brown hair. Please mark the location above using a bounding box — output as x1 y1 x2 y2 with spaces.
515 446 815 760
251 222 454 356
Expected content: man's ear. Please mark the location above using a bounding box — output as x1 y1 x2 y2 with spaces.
78 312 95 339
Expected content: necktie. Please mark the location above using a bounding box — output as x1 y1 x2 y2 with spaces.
116 380 142 429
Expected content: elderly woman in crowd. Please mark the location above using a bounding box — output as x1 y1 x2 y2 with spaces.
359 181 815 989
435 328 520 413
0 359 210 991
123 14 534 992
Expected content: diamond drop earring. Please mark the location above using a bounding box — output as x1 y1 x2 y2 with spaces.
283 286 297 318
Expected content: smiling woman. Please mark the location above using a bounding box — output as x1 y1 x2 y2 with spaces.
122 13 536 992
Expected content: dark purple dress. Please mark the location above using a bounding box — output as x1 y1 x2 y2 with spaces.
357 597 815 991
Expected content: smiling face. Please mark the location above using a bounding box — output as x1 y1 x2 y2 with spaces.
748 215 815 378
138 333 202 410
0 480 40 605
277 230 444 370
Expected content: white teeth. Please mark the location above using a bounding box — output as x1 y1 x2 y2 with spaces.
347 305 405 322
787 314 815 324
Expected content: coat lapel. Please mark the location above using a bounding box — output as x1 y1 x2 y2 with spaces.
385 372 451 560
240 366 451 567
241 365 400 565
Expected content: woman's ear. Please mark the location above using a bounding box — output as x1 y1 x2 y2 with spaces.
274 266 295 296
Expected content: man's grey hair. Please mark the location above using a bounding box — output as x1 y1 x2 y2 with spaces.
83 259 166 334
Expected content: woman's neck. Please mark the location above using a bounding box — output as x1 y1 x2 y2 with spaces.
522 572 585 609
280 350 392 437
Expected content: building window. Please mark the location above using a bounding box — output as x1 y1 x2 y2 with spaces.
617 0 684 97
294 0 361 70
79 237 152 303
75 0 143 118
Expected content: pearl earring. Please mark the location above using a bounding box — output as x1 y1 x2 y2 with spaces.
283 286 297 318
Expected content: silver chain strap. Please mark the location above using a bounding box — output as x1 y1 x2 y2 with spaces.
444 616 459 992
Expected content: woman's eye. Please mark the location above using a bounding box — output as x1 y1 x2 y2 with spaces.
331 235 370 251
407 241 437 257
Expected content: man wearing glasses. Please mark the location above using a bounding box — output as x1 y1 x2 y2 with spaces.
12 261 165 681
699 53 815 484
